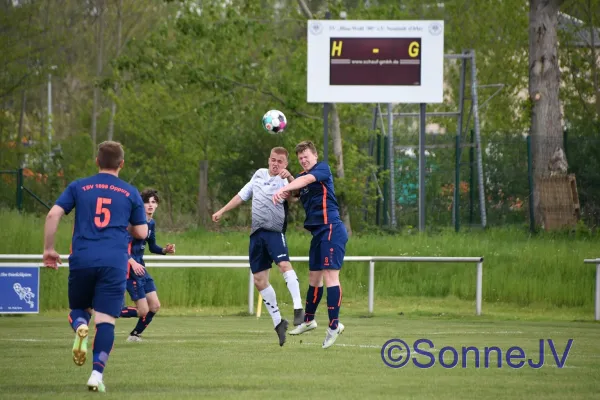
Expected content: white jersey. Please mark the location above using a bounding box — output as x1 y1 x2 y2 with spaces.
238 168 289 235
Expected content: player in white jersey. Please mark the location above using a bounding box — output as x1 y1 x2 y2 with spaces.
212 147 304 346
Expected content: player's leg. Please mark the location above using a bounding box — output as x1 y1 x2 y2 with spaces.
87 266 127 392
120 290 138 318
126 277 149 341
120 304 138 318
254 270 281 327
268 232 304 325
276 260 304 325
289 233 324 335
251 232 288 346
321 223 349 349
130 276 159 339
67 269 95 366
120 288 138 318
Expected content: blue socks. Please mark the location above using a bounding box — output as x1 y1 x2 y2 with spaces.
131 311 155 336
304 285 323 323
326 285 342 330
92 323 115 374
68 309 91 331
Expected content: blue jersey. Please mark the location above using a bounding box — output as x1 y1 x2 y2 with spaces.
55 173 146 271
129 219 164 266
296 161 342 230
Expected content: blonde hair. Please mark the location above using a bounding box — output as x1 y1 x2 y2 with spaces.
271 147 289 160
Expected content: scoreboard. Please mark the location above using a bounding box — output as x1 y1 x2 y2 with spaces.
329 38 422 86
307 20 444 103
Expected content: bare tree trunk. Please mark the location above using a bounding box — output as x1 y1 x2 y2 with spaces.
529 0 565 228
330 105 352 235
198 160 209 226
297 0 352 235
107 0 122 141
16 12 34 168
586 0 600 117
91 0 105 152
16 89 27 168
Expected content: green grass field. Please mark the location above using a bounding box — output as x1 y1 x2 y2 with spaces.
1 209 599 312
1 303 599 399
2 209 600 398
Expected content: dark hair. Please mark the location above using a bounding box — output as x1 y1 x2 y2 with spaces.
97 141 124 170
295 140 318 156
141 188 160 204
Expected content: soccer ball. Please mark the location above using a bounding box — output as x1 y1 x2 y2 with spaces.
262 110 287 134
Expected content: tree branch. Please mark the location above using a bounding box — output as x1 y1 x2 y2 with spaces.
297 0 313 19
0 72 31 99
218 75 320 120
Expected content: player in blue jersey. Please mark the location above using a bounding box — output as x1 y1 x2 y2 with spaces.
43 141 148 392
119 188 175 342
212 147 304 346
272 140 348 349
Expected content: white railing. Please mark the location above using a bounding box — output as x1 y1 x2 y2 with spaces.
0 254 485 315
583 258 600 321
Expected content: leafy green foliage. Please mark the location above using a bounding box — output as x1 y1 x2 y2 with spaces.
1 0 598 230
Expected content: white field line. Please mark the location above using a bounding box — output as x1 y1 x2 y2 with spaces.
0 337 583 367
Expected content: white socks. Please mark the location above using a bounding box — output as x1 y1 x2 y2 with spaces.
283 270 302 309
260 285 282 327
91 370 103 382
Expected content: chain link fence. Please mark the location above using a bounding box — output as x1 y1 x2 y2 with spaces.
358 129 598 232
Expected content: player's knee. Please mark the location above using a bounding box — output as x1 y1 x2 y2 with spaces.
277 261 292 273
323 269 340 287
137 303 149 317
94 312 116 325
253 274 268 291
150 301 160 313
308 271 324 287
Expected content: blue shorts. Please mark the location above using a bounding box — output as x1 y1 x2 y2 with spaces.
308 223 348 271
68 267 127 318
126 271 157 301
249 229 290 274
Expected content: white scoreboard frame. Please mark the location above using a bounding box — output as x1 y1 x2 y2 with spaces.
306 20 445 104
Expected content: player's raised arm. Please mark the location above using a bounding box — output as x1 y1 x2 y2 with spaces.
212 195 244 222
272 174 316 204
213 176 254 222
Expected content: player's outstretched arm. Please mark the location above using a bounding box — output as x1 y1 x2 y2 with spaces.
272 174 316 204
212 195 244 222
43 205 65 269
147 228 175 255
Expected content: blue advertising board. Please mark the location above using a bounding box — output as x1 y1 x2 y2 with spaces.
0 267 40 314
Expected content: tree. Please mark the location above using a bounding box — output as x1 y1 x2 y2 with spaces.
529 0 566 228
91 0 105 154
